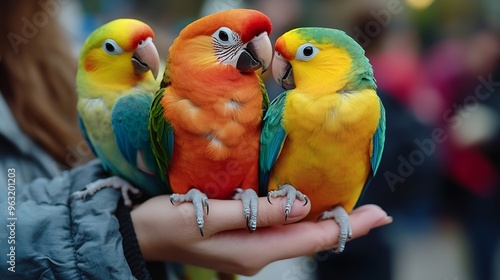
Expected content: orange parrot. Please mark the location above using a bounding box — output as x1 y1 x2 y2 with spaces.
149 9 272 235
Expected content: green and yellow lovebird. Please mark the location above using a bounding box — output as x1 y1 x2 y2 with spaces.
260 27 386 252
74 19 167 205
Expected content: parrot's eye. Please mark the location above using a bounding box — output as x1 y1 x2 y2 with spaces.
218 30 229 42
102 39 123 55
212 27 238 46
303 46 313 56
106 43 115 52
295 43 319 61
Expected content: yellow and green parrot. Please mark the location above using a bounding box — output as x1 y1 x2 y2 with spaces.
149 9 272 235
74 18 168 205
260 27 386 252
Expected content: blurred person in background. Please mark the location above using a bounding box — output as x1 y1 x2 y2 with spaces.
0 1 94 185
431 29 500 280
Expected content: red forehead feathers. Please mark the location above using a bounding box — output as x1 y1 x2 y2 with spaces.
125 22 155 52
274 36 292 60
179 9 272 43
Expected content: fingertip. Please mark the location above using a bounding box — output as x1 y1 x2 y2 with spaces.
376 216 393 227
349 204 392 239
281 197 311 222
256 196 311 227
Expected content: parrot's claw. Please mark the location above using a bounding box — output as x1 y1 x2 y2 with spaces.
71 176 140 207
233 188 259 233
320 205 352 253
267 184 308 220
170 189 209 236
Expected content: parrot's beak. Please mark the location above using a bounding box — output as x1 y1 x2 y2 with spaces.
237 32 272 73
272 51 295 90
132 37 160 79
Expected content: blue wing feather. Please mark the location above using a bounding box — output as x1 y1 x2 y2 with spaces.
354 97 386 208
111 93 170 196
370 98 386 176
112 94 152 169
259 91 288 196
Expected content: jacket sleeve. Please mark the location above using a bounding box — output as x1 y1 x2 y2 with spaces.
0 159 150 280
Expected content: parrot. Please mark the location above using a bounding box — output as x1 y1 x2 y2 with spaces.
259 27 386 253
73 18 168 206
73 19 222 280
149 9 273 235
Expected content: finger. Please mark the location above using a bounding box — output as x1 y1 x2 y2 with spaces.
134 195 311 237
190 204 392 275
201 196 311 235
236 204 391 265
303 204 391 252
304 204 392 252
349 204 393 238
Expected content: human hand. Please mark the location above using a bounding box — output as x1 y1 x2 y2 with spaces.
131 196 391 276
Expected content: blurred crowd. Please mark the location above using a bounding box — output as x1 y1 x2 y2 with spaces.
3 0 500 279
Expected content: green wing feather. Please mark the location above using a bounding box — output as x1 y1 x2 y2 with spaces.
149 59 175 182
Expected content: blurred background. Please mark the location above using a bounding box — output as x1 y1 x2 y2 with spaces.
3 0 500 279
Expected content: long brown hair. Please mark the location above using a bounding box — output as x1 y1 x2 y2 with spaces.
0 1 93 168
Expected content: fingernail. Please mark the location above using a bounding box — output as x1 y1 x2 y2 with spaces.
376 216 393 227
281 198 310 220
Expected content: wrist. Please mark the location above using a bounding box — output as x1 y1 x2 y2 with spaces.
116 198 151 279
